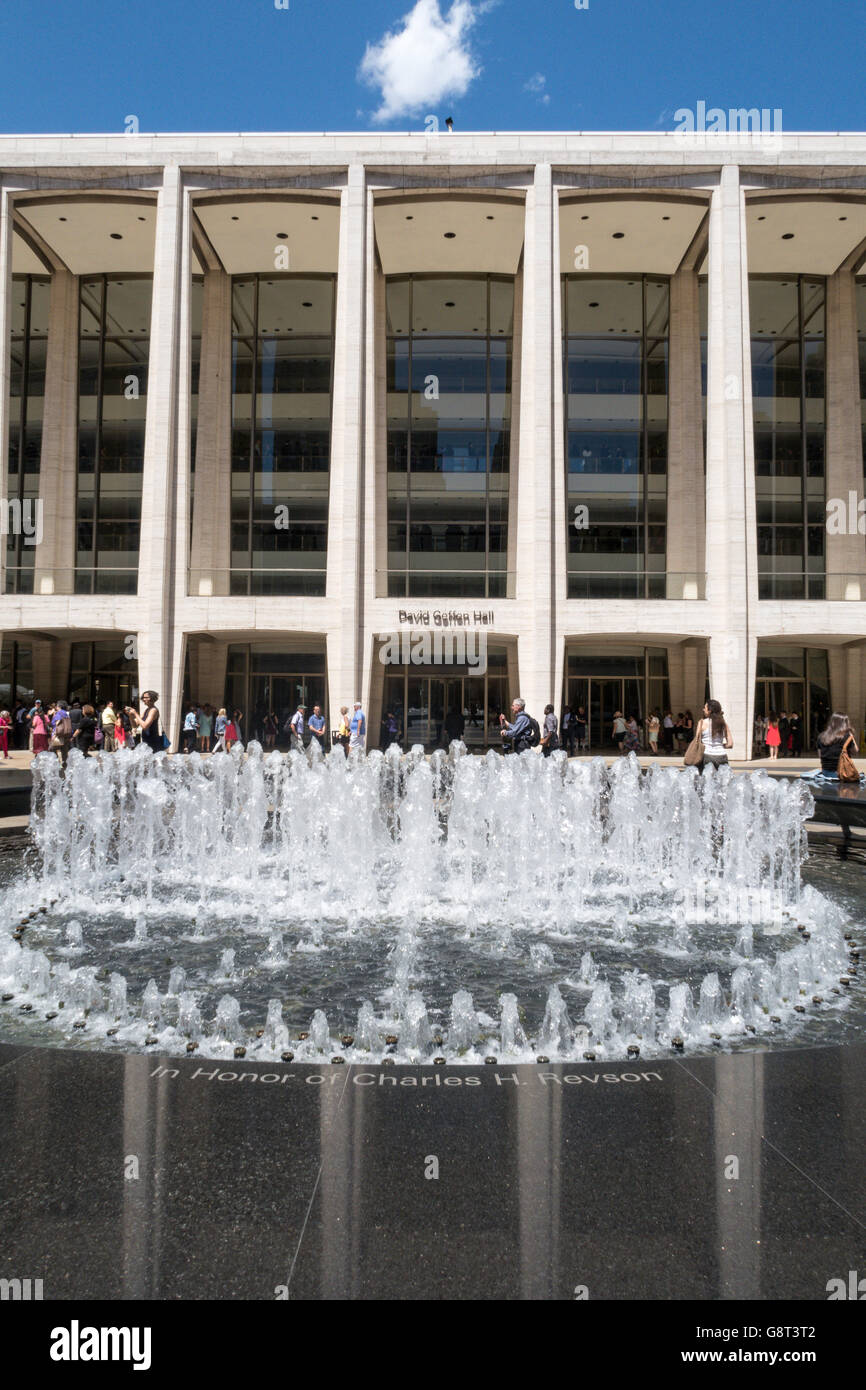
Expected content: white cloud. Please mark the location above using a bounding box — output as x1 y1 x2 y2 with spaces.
358 0 482 124
524 73 551 105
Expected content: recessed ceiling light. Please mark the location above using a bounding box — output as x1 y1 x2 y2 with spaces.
137 216 146 222
58 216 67 222
839 215 848 221
444 232 456 239
406 215 413 220
662 215 670 220
276 232 288 239
581 214 589 220
110 233 123 240
612 232 625 239
231 215 239 221
311 215 319 220
588 301 599 307
302 301 312 307
486 215 494 220
445 301 455 307
781 233 794 240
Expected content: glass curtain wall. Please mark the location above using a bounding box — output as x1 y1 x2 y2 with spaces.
76 276 152 594
0 642 34 711
381 648 508 751
753 646 830 753
68 640 139 708
856 279 866 505
223 645 327 742
230 275 334 596
6 276 49 594
750 277 825 599
563 276 669 598
563 648 670 749
386 275 513 598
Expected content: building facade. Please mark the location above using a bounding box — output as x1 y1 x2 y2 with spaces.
1 131 865 753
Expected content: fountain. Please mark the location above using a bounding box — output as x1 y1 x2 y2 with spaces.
0 741 861 1063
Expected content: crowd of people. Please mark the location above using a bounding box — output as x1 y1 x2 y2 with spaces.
0 690 860 780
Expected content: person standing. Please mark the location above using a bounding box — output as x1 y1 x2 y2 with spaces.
336 706 351 755
648 709 660 755
623 714 640 755
541 704 559 757
198 704 213 753
817 712 859 777
765 712 781 761
308 704 326 752
695 699 733 772
575 705 588 753
101 699 118 752
127 691 162 753
0 710 11 760
50 701 73 768
789 711 802 758
611 710 627 754
289 705 306 752
181 705 198 753
778 711 790 757
213 708 228 753
72 704 98 757
499 697 533 754
662 710 674 754
349 701 366 752
561 706 574 756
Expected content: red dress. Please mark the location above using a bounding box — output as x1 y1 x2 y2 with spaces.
766 725 781 748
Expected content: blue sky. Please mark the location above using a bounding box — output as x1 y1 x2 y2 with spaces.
0 0 863 135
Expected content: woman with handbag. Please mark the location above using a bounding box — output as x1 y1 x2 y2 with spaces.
685 699 732 771
817 713 860 780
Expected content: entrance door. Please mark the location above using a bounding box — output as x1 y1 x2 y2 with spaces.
591 679 623 748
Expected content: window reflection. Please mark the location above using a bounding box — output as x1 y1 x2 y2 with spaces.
386 274 514 598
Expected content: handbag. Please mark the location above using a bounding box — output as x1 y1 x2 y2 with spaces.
684 720 704 767
839 739 859 783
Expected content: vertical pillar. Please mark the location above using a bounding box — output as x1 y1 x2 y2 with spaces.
667 264 705 596
825 269 866 599
33 267 78 594
188 267 231 595
0 183 16 598
137 164 185 745
326 165 366 720
704 166 758 755
187 637 229 711
515 164 555 716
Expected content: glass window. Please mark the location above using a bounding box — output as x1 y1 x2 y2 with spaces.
751 276 826 598
229 275 335 596
386 275 514 598
6 276 50 594
76 276 153 594
563 276 669 598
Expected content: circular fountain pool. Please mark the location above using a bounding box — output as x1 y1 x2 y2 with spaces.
0 745 863 1063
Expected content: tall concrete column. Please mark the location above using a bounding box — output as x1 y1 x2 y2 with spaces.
137 164 186 744
704 166 758 755
188 267 231 595
33 268 78 594
0 183 16 599
515 164 555 715
667 263 705 596
668 640 708 721
187 637 229 711
326 165 366 719
825 268 866 599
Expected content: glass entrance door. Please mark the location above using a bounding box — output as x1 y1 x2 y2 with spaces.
591 679 623 749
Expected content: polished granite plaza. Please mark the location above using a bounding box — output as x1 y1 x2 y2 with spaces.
0 1040 864 1300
